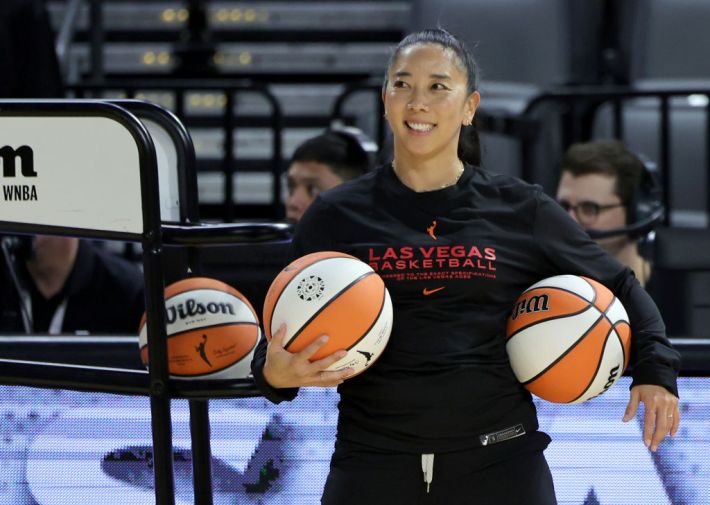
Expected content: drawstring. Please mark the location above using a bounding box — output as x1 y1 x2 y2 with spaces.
421 453 434 493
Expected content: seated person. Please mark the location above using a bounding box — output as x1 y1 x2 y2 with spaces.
0 235 144 334
286 128 373 222
555 140 658 287
201 128 375 317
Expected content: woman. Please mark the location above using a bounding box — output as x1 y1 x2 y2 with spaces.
251 29 680 504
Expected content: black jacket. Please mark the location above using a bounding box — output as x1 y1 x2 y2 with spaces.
0 240 144 334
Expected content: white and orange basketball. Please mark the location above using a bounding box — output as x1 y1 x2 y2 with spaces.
505 275 631 403
138 277 260 380
263 251 393 376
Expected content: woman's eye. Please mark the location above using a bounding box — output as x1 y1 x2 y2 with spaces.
432 83 448 90
392 80 407 88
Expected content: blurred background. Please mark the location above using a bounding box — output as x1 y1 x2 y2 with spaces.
35 0 710 341
42 0 709 225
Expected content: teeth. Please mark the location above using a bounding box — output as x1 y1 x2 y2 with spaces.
407 122 434 132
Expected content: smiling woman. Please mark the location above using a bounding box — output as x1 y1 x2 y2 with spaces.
382 33 480 192
250 28 680 505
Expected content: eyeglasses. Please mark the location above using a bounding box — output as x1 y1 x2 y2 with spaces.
557 200 625 225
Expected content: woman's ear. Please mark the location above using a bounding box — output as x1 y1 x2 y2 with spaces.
465 91 481 123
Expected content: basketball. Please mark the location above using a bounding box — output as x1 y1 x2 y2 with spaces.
263 251 393 376
138 277 260 380
505 275 631 403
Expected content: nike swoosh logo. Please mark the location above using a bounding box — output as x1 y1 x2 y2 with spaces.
422 287 445 296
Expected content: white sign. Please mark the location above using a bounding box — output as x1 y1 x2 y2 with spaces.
0 116 145 234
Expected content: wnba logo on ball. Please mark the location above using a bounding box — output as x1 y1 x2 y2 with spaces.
510 294 550 320
166 298 236 324
296 275 325 301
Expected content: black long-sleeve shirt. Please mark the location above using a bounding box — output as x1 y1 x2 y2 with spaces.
251 164 680 453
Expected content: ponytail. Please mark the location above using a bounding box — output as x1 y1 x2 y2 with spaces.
458 121 481 166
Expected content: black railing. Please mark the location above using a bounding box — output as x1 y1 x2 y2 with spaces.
69 80 286 221
0 99 291 505
521 86 710 224
332 83 710 227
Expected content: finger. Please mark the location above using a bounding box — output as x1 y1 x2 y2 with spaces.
623 388 640 422
642 407 657 449
270 324 287 349
316 367 355 387
310 349 348 371
670 404 680 437
300 335 331 360
650 411 672 452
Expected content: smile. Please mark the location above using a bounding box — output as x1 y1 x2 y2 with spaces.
405 121 435 132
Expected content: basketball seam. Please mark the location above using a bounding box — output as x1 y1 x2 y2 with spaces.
268 255 353 336
165 321 259 341
341 284 387 352
602 301 629 368
521 309 605 386
580 276 598 305
612 321 630 371
521 284 595 303
570 323 618 403
344 292 392 378
283 270 376 350
507 284 600 340
507 303 592 341
166 281 247 301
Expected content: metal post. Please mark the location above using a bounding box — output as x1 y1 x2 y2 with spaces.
189 400 214 505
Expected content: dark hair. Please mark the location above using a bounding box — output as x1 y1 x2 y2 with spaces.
290 131 371 181
561 140 644 208
383 28 481 166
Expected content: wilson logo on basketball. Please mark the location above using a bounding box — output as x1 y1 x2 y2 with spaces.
590 365 621 400
510 294 550 320
165 298 236 324
296 275 325 301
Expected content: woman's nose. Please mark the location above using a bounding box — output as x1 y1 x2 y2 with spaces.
407 100 429 111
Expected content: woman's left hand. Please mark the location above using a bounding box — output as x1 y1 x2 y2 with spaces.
623 384 680 452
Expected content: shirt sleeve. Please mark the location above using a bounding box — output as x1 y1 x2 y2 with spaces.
250 196 336 403
533 190 680 397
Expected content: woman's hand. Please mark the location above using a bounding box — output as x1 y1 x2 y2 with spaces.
623 384 680 452
262 324 353 389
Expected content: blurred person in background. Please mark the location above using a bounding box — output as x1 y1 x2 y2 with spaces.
556 140 659 287
0 236 145 334
285 128 373 222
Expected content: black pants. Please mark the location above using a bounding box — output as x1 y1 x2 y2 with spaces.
322 431 557 505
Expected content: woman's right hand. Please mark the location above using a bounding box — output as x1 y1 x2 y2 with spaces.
262 324 353 389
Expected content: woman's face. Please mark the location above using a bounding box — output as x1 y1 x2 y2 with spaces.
382 43 479 161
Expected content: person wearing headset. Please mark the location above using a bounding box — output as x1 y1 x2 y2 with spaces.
0 235 145 334
285 127 375 222
200 127 377 318
555 140 663 287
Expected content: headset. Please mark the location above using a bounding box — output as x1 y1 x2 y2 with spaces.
585 155 665 240
328 123 379 174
